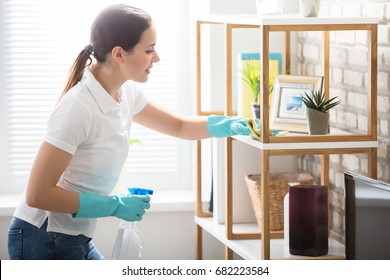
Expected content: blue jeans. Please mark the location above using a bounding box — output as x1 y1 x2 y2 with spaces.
7 217 104 260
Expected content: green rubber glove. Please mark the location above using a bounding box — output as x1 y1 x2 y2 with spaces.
72 193 151 222
207 115 250 138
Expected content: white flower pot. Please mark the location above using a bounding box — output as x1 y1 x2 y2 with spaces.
299 0 320 17
307 108 329 135
251 103 261 119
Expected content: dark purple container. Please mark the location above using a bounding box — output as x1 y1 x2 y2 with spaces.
289 184 328 256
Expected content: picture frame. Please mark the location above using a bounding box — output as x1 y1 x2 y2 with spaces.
271 75 324 133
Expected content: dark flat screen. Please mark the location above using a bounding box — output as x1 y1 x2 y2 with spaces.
345 172 390 260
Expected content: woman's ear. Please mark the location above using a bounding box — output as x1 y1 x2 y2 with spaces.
111 46 124 64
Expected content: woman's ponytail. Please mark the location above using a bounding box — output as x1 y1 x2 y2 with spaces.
57 44 93 103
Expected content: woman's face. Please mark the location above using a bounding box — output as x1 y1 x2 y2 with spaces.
122 26 160 82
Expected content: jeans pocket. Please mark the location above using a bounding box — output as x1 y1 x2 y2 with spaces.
53 233 93 259
8 229 23 260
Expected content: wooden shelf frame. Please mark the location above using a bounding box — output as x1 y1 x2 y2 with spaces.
195 15 378 260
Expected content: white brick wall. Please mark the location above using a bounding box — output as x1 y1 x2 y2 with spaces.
299 0 390 242
362 2 387 19
331 68 344 84
377 95 390 113
387 2 390 20
378 71 389 90
357 114 368 131
343 69 364 87
330 46 348 65
347 48 368 67
383 49 390 65
378 25 390 45
380 119 389 136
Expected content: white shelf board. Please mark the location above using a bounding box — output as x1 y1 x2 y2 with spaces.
232 135 378 151
198 14 378 26
195 217 345 260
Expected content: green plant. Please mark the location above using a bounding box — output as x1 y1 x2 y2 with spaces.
302 89 340 113
129 139 142 145
240 63 273 104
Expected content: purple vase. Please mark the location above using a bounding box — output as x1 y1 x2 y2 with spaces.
289 184 328 256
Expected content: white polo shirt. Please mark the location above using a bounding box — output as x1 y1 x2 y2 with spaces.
14 68 148 238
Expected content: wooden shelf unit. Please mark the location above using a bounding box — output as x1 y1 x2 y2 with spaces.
195 14 378 260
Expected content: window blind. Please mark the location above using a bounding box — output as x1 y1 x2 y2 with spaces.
1 0 192 193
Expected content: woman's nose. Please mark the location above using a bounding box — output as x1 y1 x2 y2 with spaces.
153 51 160 63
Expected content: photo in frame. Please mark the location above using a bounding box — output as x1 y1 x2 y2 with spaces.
271 75 324 133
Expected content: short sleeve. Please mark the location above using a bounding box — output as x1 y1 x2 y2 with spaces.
123 81 148 116
44 97 91 155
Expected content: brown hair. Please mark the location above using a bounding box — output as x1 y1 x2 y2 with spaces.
59 4 152 101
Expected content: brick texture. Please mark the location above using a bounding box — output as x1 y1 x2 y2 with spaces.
298 0 390 242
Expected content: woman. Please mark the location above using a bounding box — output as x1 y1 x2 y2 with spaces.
7 4 250 260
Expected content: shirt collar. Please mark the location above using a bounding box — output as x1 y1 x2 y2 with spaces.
84 68 119 114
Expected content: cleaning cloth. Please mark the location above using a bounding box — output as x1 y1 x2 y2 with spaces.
246 119 288 140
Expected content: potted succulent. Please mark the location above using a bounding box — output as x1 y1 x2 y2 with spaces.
301 89 340 135
240 63 273 119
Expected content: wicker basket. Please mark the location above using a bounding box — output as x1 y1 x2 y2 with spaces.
245 172 314 231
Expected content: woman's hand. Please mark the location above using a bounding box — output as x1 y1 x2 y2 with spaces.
73 193 151 221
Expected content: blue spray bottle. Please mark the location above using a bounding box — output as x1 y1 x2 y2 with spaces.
111 187 153 260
